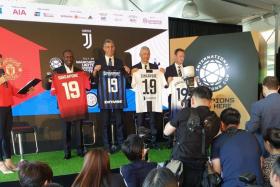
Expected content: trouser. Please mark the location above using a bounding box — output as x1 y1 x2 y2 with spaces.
182 160 206 187
0 107 12 161
64 120 84 155
136 112 157 142
101 109 124 148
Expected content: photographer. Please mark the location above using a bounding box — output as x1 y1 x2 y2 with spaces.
120 134 157 187
164 86 220 187
211 108 263 187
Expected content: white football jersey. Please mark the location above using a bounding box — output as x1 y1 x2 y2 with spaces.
168 77 189 117
132 69 167 113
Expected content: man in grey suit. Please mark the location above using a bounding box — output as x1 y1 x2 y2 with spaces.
246 76 280 156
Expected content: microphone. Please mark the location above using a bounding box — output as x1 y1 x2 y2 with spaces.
46 72 52 80
183 66 195 88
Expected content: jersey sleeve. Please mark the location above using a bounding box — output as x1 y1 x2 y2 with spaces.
159 71 167 88
131 71 137 89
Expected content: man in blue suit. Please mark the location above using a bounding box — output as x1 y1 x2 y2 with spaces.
246 76 280 156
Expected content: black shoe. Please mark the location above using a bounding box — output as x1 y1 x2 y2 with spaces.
110 145 118 154
64 153 71 160
77 149 85 157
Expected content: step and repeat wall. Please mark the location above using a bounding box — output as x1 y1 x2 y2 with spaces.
0 1 169 151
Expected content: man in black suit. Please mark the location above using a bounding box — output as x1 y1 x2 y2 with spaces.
131 46 164 145
165 48 185 84
92 39 130 152
45 49 84 159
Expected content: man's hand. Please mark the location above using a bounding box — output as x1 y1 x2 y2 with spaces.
123 65 130 74
0 74 9 85
167 77 173 84
159 68 165 73
93 65 102 76
142 148 149 160
27 87 35 94
131 68 138 74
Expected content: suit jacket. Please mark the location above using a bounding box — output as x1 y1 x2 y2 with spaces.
165 63 178 80
132 62 158 70
246 93 280 135
44 64 81 90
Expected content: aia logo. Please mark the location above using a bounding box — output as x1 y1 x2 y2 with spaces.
81 29 92 49
13 9 27 16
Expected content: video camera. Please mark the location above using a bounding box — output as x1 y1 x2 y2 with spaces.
239 173 263 187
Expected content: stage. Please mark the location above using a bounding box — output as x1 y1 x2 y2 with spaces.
0 147 171 185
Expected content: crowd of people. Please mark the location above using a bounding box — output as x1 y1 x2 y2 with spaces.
1 39 280 186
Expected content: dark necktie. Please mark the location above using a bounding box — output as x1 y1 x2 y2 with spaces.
108 58 112 66
145 64 147 70
178 65 182 77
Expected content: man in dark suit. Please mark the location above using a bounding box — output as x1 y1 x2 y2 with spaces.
164 48 185 147
165 48 185 84
45 49 84 159
246 76 280 156
131 46 164 145
92 39 130 153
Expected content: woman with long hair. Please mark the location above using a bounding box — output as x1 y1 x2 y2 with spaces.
72 148 125 187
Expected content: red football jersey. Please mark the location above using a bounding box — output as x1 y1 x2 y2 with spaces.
51 71 90 120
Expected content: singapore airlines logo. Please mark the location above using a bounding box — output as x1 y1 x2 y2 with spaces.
196 54 229 91
81 29 92 49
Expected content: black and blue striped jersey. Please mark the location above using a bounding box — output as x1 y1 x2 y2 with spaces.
97 69 127 109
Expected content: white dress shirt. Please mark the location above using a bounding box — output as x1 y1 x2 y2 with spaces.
105 55 114 66
64 64 74 73
141 62 150 69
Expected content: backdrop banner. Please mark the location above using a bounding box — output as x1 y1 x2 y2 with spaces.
170 32 266 128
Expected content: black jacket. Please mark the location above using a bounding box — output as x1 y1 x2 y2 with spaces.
165 63 179 80
132 62 158 70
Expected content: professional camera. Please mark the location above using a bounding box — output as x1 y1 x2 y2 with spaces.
137 126 153 149
239 173 263 187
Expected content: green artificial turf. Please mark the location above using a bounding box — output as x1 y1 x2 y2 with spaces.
0 148 171 183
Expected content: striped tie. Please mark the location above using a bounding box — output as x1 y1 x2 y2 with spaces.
178 65 182 77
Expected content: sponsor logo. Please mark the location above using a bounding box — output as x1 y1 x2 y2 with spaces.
43 12 54 17
76 57 95 73
99 13 107 21
2 58 23 80
81 29 93 49
142 17 162 24
87 92 98 107
13 9 27 16
196 54 230 91
0 7 2 15
49 57 62 70
34 12 40 16
60 14 73 18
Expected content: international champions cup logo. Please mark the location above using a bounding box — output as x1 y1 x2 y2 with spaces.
196 55 230 91
3 58 23 80
81 29 92 49
49 57 62 70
